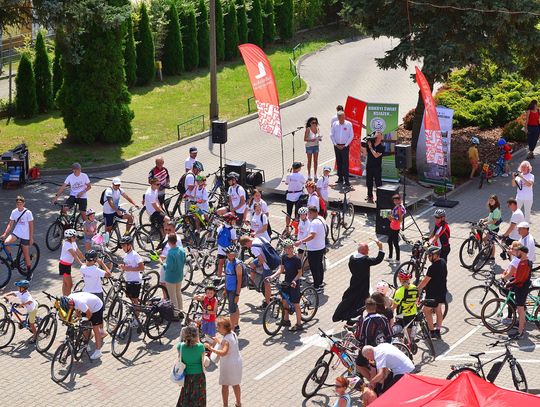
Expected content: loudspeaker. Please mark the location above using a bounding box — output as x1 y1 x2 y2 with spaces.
395 144 412 170
376 185 400 235
211 120 228 144
225 161 247 187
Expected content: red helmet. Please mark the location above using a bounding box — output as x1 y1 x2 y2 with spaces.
398 270 412 281
223 212 238 221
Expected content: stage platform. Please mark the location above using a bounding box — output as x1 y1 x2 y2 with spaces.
258 176 433 210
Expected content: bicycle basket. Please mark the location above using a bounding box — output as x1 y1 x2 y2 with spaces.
157 299 174 321
486 361 504 382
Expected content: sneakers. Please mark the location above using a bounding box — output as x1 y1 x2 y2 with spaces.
502 318 514 325
430 330 439 340
279 320 292 327
290 324 304 332
501 173 509 177
315 287 324 294
90 349 103 360
509 331 524 340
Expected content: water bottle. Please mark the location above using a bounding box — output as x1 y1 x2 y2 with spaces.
103 232 110 244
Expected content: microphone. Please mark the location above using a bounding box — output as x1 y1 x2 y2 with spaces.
296 126 303 130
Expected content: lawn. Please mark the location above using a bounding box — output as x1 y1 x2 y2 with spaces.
0 26 357 169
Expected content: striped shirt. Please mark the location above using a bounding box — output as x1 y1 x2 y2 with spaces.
148 166 170 194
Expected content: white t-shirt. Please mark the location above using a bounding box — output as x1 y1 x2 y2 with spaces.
251 237 271 270
217 225 237 255
373 342 415 376
509 256 521 270
64 173 90 198
516 172 534 201
250 212 270 241
10 208 33 240
79 265 106 294
161 234 183 258
228 185 247 214
316 175 330 201
144 187 159 216
285 172 306 202
297 218 311 241
68 292 103 313
249 198 269 215
103 187 124 214
308 192 320 212
509 209 525 241
306 216 326 251
184 172 196 199
15 290 37 312
123 250 143 283
195 186 209 212
60 241 78 264
185 156 196 171
519 234 536 263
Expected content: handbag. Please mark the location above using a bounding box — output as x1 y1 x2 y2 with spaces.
170 344 186 386
210 342 222 364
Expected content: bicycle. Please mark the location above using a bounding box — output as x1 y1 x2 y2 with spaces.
45 202 84 251
479 156 505 189
207 169 229 208
471 230 510 273
0 238 40 288
185 279 228 338
110 298 172 358
463 270 510 318
329 185 355 242
392 235 430 286
0 298 49 349
458 221 487 269
35 291 67 354
262 280 319 336
50 318 93 383
446 340 527 392
139 186 182 225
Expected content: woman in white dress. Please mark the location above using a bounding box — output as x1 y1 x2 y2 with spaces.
205 316 243 407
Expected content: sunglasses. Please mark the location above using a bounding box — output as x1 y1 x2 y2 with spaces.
310 122 318 125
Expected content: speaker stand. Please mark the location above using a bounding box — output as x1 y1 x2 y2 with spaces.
219 143 224 181
400 170 424 237
433 176 459 208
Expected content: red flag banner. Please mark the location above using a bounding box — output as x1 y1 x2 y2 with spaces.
239 44 282 138
344 96 367 176
415 66 444 165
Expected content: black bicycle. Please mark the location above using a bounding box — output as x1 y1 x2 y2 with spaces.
462 270 508 318
458 221 487 269
329 186 355 242
139 186 182 225
446 340 527 392
45 202 84 251
0 238 40 287
393 235 430 286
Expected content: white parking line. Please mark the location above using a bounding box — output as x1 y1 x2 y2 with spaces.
440 344 538 360
435 325 482 361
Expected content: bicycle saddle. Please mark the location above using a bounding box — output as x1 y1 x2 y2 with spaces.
469 352 485 358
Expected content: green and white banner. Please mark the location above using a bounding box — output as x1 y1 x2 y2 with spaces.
366 103 400 182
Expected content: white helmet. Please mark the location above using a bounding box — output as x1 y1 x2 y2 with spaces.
375 281 389 296
298 207 309 215
64 229 77 238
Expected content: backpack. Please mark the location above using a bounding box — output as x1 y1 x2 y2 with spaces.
99 190 107 205
259 213 272 236
226 260 250 289
217 226 232 248
177 172 189 195
318 196 327 218
252 239 281 270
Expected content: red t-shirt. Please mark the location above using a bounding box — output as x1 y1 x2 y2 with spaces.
202 296 217 322
502 144 512 161
528 110 540 126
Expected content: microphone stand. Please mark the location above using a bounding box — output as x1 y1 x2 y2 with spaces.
282 126 305 165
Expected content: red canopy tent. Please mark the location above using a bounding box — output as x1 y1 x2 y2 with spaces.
370 371 540 406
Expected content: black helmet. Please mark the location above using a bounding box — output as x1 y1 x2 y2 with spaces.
192 161 204 172
85 250 98 261
227 172 239 181
120 235 133 245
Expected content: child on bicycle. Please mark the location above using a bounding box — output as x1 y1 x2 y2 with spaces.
59 229 84 296
498 138 512 177
392 271 418 343
194 174 210 227
316 166 331 207
469 136 480 179
3 279 38 341
82 209 98 252
216 213 238 277
192 283 218 340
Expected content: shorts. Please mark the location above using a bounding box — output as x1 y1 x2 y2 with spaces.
103 209 125 227
424 292 446 306
90 306 104 326
306 145 319 154
396 314 415 328
28 307 38 324
226 290 238 314
513 283 530 307
150 211 165 227
505 237 516 247
469 159 478 166
66 195 87 212
12 233 29 246
125 282 141 299
59 263 72 276
202 320 217 336
282 284 301 304
286 199 301 217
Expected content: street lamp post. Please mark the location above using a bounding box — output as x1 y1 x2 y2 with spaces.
209 0 219 121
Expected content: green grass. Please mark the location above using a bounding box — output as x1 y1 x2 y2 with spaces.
0 26 357 169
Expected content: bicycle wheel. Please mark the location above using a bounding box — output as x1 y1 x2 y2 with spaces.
330 213 341 242
0 318 15 348
97 223 121 254
301 362 330 399
36 314 58 353
0 258 12 289
459 237 481 269
511 361 528 392
138 207 150 226
0 303 7 320
393 261 418 287
343 202 355 230
51 342 74 383
216 287 227 316
202 248 219 277
72 279 84 293
142 284 168 305
419 318 436 358
463 285 499 318
446 367 479 380
15 243 40 276
106 298 124 334
300 286 319 322
111 319 132 358
146 307 172 340
35 304 50 325
45 221 64 251
134 227 155 253
533 303 540 330
481 298 516 333
262 299 283 336
181 258 194 292
471 245 492 273
392 340 413 360
143 270 160 287
140 223 163 247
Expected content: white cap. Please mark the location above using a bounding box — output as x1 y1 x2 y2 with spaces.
112 177 122 185
517 221 530 229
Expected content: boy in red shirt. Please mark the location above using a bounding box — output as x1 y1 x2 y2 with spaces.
193 283 217 339
498 138 512 177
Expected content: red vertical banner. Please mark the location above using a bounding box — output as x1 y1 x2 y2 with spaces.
239 44 282 138
415 66 444 165
344 96 367 176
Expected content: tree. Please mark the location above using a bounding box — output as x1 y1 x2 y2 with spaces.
162 3 184 75
341 0 540 148
124 15 137 88
180 6 199 71
236 0 249 44
275 0 293 41
33 31 53 112
262 0 275 46
52 38 63 100
224 1 239 60
15 53 37 118
215 0 225 62
0 1 32 30
196 0 210 68
135 2 155 85
248 0 264 48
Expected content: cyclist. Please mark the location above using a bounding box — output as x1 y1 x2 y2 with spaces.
52 162 91 221
468 136 480 179
59 292 105 359
296 207 311 255
306 181 320 212
145 177 169 233
224 245 243 335
82 209 98 252
192 282 218 338
183 160 203 213
157 221 183 299
392 271 418 341
119 236 145 324
500 198 524 247
102 177 139 234
148 156 170 206
267 239 303 331
316 166 331 207
1 195 34 278
216 213 238 277
194 173 210 226
417 246 447 340
429 209 451 261
184 146 198 172
59 229 84 296
227 172 247 226
3 280 38 341
481 194 502 259
79 250 111 302
249 202 270 242
284 162 306 229
517 222 536 263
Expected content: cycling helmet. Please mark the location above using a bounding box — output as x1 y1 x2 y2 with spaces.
120 235 133 245
196 173 206 182
298 207 309 215
86 208 95 215
226 172 239 181
85 250 98 261
434 209 446 218
497 138 507 146
15 280 30 288
59 296 71 312
282 239 295 247
471 136 480 145
223 212 238 221
397 270 412 281
323 166 332 172
427 246 441 255
375 281 389 295
192 161 204 172
64 229 77 238
223 245 238 254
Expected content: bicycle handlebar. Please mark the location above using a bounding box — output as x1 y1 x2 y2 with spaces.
42 291 59 301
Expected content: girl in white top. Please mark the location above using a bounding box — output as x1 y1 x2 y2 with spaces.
284 162 306 228
304 117 322 180
1 196 34 276
296 207 311 253
194 174 210 224
512 160 535 222
316 166 331 203
306 181 320 212
59 230 84 296
250 202 270 241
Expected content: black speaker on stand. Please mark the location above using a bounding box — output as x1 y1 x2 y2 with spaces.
211 120 228 144
375 185 400 235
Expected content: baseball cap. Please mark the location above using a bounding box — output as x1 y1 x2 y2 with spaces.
517 222 530 229
517 245 529 253
292 162 303 169
323 166 331 172
72 162 81 170
112 177 122 185
189 147 198 153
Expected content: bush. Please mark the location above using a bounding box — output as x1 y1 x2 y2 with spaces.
196 0 210 68
275 0 293 41
162 3 184 75
181 6 199 71
402 108 415 130
262 0 275 46
224 1 239 60
52 37 63 99
451 152 471 178
216 0 225 62
295 0 324 30
248 0 264 48
34 31 53 112
236 0 249 44
124 16 138 88
501 119 527 143
136 3 156 85
15 53 37 118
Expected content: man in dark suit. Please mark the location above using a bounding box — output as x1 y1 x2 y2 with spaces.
333 240 385 322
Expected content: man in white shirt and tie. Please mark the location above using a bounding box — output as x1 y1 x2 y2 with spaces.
330 110 354 186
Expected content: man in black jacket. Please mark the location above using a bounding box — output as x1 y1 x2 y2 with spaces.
333 240 385 322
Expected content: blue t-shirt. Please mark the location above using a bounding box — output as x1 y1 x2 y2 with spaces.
225 259 239 291
281 254 302 284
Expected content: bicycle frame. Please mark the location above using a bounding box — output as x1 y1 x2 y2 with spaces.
497 290 540 320
317 329 358 375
